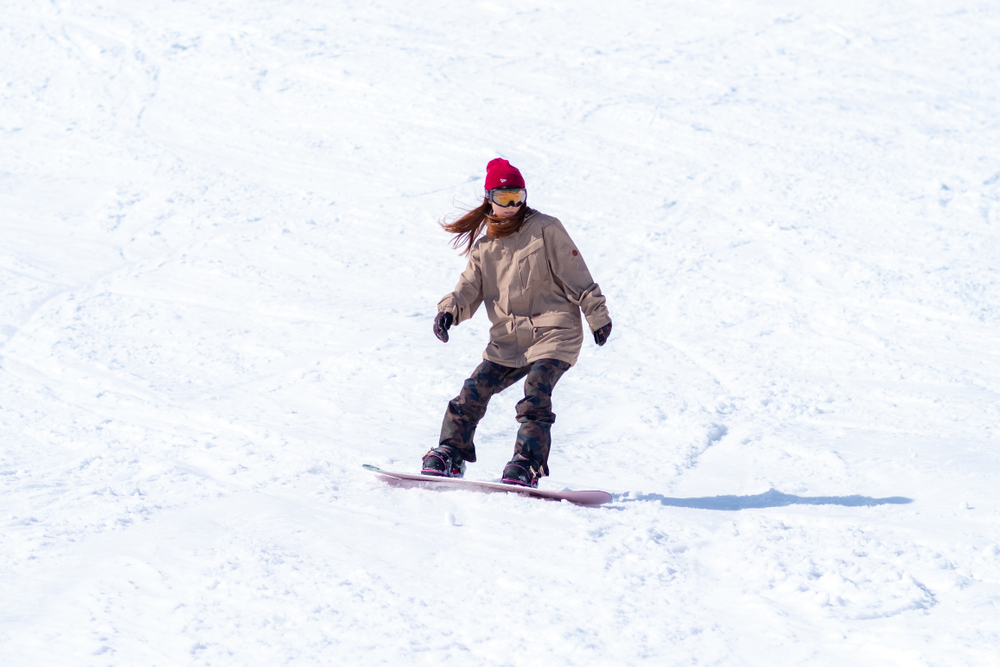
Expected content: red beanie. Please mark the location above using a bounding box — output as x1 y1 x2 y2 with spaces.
484 158 525 190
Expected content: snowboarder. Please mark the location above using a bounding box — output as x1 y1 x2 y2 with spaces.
423 158 612 487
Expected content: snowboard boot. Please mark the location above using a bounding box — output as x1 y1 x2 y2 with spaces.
501 455 541 488
421 446 466 478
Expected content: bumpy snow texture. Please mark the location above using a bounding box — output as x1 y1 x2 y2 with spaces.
2 1 999 665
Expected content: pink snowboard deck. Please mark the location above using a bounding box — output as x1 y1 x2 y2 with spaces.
363 464 612 506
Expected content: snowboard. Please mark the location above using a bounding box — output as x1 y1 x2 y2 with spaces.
363 464 612 506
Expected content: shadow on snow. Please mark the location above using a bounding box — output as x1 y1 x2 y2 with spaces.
614 488 913 510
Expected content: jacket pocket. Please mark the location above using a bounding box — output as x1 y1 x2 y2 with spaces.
514 237 549 290
489 319 512 337
529 311 583 351
529 312 579 329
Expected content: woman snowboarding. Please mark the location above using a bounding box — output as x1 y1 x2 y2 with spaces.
422 158 612 487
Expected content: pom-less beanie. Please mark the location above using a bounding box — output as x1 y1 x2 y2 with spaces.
484 158 526 190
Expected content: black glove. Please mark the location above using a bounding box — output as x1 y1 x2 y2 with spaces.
433 311 454 343
593 321 612 346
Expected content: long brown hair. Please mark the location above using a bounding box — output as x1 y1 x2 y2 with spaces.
441 198 531 255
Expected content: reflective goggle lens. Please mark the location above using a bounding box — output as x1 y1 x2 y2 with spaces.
488 188 526 207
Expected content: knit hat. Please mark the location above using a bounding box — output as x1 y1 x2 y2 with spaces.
484 158 525 190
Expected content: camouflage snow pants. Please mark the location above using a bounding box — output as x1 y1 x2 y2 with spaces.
438 358 571 477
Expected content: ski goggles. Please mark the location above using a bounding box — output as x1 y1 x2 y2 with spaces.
487 188 527 208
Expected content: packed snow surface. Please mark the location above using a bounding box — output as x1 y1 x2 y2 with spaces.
2 0 1000 665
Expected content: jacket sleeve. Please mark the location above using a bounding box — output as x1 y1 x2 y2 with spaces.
437 243 483 325
544 219 612 331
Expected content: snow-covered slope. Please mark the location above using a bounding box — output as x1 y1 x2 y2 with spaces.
2 1 999 664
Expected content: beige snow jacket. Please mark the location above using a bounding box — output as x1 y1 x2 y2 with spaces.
438 210 611 368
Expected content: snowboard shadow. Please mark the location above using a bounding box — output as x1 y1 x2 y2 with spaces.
614 488 912 510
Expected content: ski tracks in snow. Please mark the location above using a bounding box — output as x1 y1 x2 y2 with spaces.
4 0 1000 665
